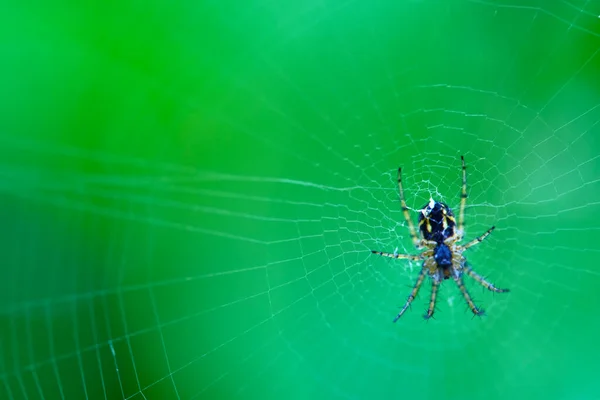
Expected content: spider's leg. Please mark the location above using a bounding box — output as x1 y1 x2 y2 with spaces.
371 250 421 261
393 267 427 322
458 155 467 237
397 167 421 248
423 279 440 320
462 226 495 250
453 275 485 317
464 264 509 293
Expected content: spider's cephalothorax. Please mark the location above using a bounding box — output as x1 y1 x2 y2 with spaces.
371 156 510 322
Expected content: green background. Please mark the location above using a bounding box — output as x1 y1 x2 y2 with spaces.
1 1 599 399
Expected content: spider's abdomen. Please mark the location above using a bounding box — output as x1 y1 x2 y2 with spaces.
418 199 456 243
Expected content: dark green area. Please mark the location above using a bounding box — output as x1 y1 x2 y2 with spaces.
1 1 599 399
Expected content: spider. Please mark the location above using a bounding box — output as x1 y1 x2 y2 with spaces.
371 156 509 322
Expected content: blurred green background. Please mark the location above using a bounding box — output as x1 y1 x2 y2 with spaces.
1 1 599 399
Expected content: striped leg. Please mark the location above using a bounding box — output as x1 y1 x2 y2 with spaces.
397 167 421 248
458 156 467 237
462 226 495 250
371 250 421 261
423 280 440 320
464 264 509 293
393 267 427 322
453 275 485 317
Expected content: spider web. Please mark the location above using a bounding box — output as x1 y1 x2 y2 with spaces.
1 0 600 399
